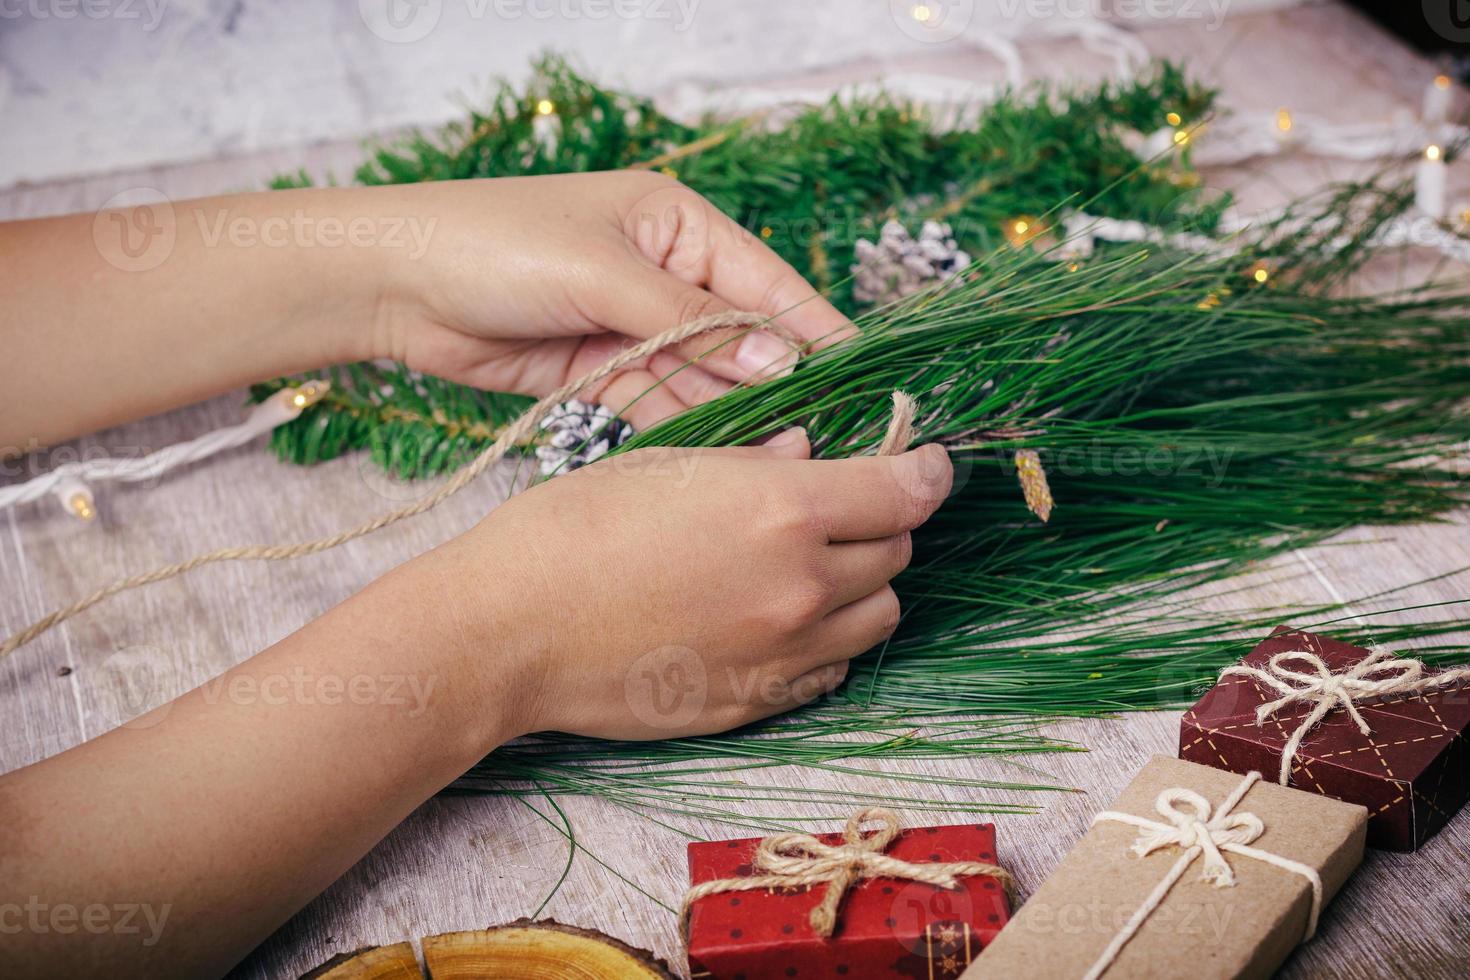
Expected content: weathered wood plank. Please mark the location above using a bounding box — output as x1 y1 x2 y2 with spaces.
1 4 1466 978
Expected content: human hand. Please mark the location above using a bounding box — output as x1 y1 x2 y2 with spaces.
426 429 952 741
373 171 855 431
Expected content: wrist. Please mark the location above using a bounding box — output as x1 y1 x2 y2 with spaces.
381 535 542 752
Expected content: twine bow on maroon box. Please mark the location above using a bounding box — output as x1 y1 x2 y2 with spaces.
1180 627 1470 850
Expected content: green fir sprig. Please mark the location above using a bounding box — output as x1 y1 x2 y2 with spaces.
253 57 1470 824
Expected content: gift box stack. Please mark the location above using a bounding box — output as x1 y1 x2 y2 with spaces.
681 628 1469 979
969 627 1469 978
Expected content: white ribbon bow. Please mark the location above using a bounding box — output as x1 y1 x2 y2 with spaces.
1083 771 1323 980
1220 647 1470 785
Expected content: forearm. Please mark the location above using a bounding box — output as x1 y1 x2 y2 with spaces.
0 188 405 451
0 545 520 979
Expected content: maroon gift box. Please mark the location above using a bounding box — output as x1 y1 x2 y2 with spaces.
1180 626 1470 851
686 823 1009 979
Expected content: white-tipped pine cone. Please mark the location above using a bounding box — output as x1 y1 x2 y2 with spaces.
535 400 635 476
851 219 971 306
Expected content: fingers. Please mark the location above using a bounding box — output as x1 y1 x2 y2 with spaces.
565 341 734 432
648 351 733 407
621 179 856 352
594 368 690 432
700 210 858 353
591 263 800 386
822 533 913 610
702 426 813 461
793 444 954 542
747 661 850 721
819 586 903 661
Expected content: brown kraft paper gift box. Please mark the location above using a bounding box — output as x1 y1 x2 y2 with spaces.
1180 626 1470 851
965 756 1366 979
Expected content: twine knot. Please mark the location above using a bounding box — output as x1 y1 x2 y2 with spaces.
1129 787 1264 888
1219 647 1470 785
1085 771 1324 980
681 807 1012 940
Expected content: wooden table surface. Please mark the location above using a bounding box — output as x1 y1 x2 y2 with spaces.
3 4 1467 977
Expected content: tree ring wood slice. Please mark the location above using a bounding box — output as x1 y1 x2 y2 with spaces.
302 918 675 979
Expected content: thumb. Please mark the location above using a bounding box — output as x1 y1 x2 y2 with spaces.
589 263 801 385
762 427 812 459
706 426 812 461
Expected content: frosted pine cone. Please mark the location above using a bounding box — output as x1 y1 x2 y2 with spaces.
535 400 635 476
851 219 971 306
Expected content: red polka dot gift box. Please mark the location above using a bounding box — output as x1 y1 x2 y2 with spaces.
1180 627 1470 851
683 812 1010 980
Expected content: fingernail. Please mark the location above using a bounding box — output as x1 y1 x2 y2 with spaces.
735 332 798 380
767 427 807 448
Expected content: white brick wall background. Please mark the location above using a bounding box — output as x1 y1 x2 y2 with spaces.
0 0 1304 190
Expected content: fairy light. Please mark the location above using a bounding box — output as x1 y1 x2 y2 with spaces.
284 380 330 411
1247 261 1272 285
1165 111 1182 127
1172 128 1190 147
1417 144 1447 218
759 226 773 239
1003 215 1048 250
1275 108 1293 134
67 490 95 521
1424 74 1454 125
911 3 933 23
535 99 556 116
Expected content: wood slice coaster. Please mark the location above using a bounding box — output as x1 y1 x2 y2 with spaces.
302 918 676 979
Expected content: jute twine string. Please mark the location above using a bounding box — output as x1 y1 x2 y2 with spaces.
1084 771 1323 980
2 312 918 659
679 806 1012 941
1219 648 1470 785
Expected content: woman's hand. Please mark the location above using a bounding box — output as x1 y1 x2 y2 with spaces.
375 171 855 430
424 429 954 741
2 172 849 448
